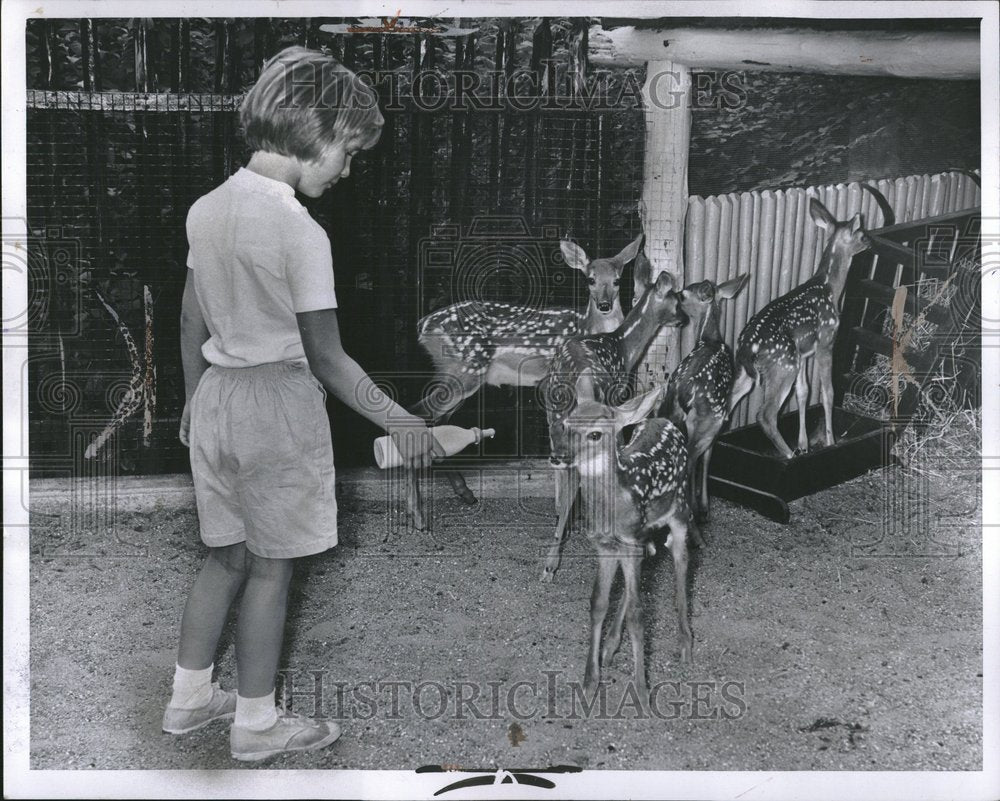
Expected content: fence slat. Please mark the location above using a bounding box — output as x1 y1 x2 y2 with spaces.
683 197 706 358
705 195 722 287
769 190 785 298
755 191 776 315
930 173 947 217
776 190 798 297
724 194 741 350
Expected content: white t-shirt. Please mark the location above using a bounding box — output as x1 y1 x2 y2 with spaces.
186 167 338 367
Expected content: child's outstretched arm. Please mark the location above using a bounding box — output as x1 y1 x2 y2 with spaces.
297 308 439 469
179 271 210 446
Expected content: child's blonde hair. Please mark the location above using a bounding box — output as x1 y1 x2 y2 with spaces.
241 46 384 161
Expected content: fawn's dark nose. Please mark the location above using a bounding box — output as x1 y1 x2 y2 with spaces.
598 301 612 313
549 456 568 469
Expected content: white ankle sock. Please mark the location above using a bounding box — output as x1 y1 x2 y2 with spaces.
235 691 278 731
170 663 214 710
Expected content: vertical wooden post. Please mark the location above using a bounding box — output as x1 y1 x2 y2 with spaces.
169 19 180 92
525 18 551 228
498 19 518 209
638 59 691 388
449 24 467 218
213 21 227 93
134 20 149 92
91 20 103 91
253 19 267 74
38 19 53 88
79 20 94 92
180 19 191 91
227 19 241 92
488 22 504 210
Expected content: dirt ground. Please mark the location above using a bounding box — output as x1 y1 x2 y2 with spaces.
27 455 982 772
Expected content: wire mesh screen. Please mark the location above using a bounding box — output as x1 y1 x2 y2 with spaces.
27 94 645 475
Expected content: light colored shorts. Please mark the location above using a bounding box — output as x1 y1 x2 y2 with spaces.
189 360 338 558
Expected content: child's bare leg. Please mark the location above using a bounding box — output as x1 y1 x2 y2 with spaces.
164 543 247 733
177 542 248 669
236 552 295 697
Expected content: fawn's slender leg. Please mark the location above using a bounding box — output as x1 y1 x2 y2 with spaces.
700 444 713 520
406 372 481 527
404 464 426 532
727 366 754 416
620 546 650 707
757 366 797 459
542 467 579 581
816 347 836 446
794 358 809 453
435 404 477 505
585 548 618 695
686 418 715 525
667 513 693 663
685 433 700 525
601 573 630 668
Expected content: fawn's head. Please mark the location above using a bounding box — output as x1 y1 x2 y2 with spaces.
678 273 750 314
629 270 688 331
560 236 643 319
677 273 749 339
810 198 869 257
549 385 664 475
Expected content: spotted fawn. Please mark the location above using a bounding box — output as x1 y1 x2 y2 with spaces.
540 261 689 581
551 386 697 709
727 189 892 459
660 273 750 522
404 236 643 531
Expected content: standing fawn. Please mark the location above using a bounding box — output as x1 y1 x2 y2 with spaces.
541 265 690 581
551 385 695 708
728 194 888 459
405 236 644 530
660 273 750 522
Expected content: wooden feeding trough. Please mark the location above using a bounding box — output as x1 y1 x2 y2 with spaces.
708 206 982 523
708 407 887 524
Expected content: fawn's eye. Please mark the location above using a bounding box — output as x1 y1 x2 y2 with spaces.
587 431 603 441
613 279 620 286
588 277 596 285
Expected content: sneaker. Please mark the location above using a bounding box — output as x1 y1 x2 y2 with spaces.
230 710 341 762
162 682 237 734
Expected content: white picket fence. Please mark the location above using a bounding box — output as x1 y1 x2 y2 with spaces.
680 169 982 427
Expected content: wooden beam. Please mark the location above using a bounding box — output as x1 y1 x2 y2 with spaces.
590 25 980 78
25 90 245 111
637 60 691 390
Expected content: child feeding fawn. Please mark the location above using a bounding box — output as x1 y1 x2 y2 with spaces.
163 47 438 761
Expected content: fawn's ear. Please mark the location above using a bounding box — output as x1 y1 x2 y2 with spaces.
809 198 836 231
559 240 590 274
718 272 750 299
632 250 653 297
614 385 665 429
613 234 644 269
653 270 676 293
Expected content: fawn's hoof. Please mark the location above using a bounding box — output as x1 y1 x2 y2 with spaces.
679 638 694 665
600 644 620 668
